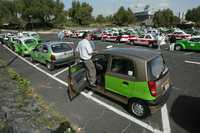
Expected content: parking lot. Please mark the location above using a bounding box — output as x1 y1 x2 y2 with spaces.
0 33 199 133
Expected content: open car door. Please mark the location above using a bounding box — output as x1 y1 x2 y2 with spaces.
67 62 88 100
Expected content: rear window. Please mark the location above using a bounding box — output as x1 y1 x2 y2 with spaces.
51 43 72 53
147 56 165 81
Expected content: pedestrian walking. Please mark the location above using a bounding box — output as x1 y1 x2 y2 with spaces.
169 35 176 51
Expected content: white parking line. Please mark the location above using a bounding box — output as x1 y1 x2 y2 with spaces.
161 104 171 133
53 67 69 77
35 63 40 66
3 45 170 133
185 60 200 65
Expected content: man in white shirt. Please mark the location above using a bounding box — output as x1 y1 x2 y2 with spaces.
76 32 96 87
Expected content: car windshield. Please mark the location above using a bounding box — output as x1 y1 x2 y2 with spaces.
24 39 36 46
31 33 38 38
51 43 72 53
148 56 165 81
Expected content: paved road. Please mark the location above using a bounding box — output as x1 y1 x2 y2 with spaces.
0 34 199 133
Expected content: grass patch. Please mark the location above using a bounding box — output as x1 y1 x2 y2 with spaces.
0 60 79 133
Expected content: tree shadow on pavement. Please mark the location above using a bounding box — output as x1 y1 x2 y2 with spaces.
171 95 200 133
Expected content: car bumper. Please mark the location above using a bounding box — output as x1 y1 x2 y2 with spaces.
52 58 75 66
147 86 171 113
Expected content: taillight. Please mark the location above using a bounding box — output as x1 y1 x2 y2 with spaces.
51 54 56 61
148 81 157 97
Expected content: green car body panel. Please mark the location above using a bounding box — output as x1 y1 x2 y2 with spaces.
31 48 51 64
13 37 39 55
176 38 200 51
105 75 155 100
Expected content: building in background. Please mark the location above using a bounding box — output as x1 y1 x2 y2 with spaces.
134 10 154 25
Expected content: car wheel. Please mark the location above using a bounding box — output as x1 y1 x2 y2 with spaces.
174 45 182 51
30 57 35 63
21 52 25 57
130 41 134 45
46 62 55 71
128 99 150 119
148 43 153 48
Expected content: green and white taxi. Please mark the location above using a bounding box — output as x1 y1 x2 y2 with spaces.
175 36 200 51
22 31 41 43
13 37 39 56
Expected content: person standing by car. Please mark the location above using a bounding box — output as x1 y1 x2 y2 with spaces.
76 32 96 87
169 34 176 51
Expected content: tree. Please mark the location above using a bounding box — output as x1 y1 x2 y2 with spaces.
96 14 105 23
68 0 93 26
112 6 136 26
0 0 66 28
153 9 180 27
186 6 200 23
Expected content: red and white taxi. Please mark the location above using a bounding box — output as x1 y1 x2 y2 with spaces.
168 31 191 40
104 32 119 42
130 34 157 47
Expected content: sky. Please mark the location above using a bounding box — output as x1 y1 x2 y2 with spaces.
63 0 200 16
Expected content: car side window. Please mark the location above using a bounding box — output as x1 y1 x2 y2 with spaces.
146 35 151 39
111 57 135 77
42 45 48 53
37 45 43 52
16 40 21 45
190 38 197 42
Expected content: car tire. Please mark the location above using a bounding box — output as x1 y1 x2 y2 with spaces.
46 62 55 71
30 57 35 63
128 99 150 119
21 52 25 57
174 45 182 51
130 41 134 45
148 43 153 48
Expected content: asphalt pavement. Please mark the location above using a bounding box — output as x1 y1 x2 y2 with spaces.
0 34 199 133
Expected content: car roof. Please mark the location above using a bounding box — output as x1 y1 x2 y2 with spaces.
192 36 200 39
15 36 35 41
101 47 160 61
42 41 74 46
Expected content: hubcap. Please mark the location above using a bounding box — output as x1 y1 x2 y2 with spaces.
175 45 181 50
132 102 144 117
47 63 51 69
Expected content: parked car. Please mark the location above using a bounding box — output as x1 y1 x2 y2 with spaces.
6 35 18 50
174 36 200 51
0 34 5 44
22 32 41 43
13 37 39 56
67 47 171 118
30 41 75 70
130 34 157 47
91 31 103 40
168 31 191 40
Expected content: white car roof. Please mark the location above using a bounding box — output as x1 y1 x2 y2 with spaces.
191 36 200 38
15 36 35 41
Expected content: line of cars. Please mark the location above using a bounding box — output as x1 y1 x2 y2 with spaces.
0 32 75 70
63 27 200 51
1 30 172 119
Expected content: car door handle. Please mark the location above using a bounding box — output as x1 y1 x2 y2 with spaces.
122 81 129 85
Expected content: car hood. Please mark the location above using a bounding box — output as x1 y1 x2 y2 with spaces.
25 43 38 50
